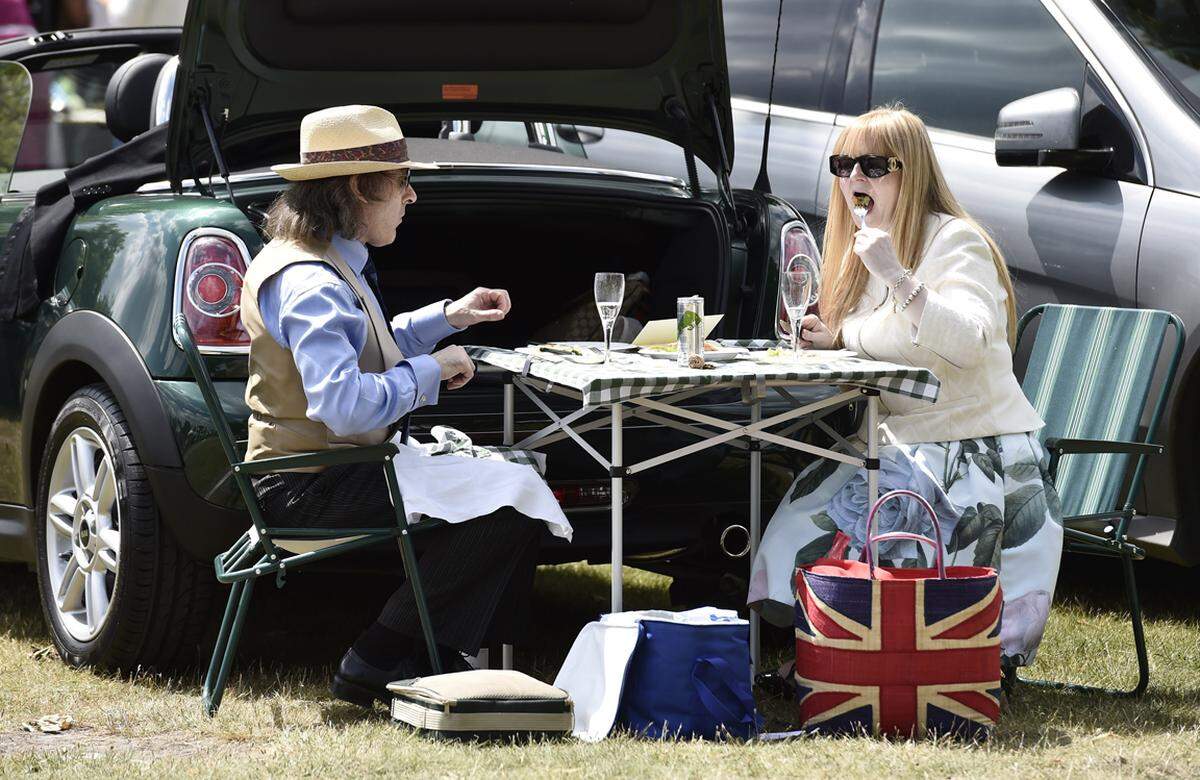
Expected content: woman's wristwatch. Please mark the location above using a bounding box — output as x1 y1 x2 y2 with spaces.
888 268 913 292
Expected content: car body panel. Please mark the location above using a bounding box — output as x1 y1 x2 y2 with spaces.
155 379 248 509
1135 187 1200 557
168 0 735 187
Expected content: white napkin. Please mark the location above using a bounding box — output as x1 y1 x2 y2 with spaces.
387 430 572 541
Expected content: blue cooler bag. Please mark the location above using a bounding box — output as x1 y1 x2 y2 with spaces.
615 613 759 739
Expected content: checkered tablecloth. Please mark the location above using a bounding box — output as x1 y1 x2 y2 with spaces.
466 342 940 407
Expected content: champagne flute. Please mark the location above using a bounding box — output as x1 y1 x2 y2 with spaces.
781 254 816 359
594 272 625 364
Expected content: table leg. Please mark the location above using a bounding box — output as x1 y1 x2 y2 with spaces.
749 390 762 676
502 381 518 668
611 403 624 613
867 393 879 505
503 382 515 446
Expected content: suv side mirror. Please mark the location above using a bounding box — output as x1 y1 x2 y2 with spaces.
555 124 605 145
995 87 1112 170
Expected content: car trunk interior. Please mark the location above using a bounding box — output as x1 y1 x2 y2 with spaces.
367 186 728 348
246 181 728 347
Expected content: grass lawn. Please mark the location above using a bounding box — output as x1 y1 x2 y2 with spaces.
1 554 1198 778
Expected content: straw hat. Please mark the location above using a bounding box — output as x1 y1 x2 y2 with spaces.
271 105 438 181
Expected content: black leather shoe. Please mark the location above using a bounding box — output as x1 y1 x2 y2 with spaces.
438 646 475 674
330 648 429 708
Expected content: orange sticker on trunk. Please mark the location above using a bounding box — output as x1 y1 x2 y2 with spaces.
442 84 479 101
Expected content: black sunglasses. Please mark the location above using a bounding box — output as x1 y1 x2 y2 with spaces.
829 154 903 179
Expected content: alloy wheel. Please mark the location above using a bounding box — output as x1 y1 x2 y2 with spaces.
44 427 121 642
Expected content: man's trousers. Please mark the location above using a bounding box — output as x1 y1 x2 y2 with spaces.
252 461 543 654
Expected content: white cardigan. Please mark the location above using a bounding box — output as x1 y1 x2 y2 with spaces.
840 213 1044 445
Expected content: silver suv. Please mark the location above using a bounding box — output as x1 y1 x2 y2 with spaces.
580 0 1200 565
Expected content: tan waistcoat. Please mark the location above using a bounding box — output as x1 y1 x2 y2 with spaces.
240 238 404 472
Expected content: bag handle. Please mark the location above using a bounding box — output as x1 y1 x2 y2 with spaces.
861 489 946 579
691 657 757 731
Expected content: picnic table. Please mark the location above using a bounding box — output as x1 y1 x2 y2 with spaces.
468 340 940 671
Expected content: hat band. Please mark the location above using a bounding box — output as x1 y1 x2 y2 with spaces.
300 138 409 165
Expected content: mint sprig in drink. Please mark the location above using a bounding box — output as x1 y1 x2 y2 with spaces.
677 296 704 367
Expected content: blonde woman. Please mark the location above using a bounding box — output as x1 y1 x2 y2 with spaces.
748 107 1063 670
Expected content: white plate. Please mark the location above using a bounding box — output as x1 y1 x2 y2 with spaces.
638 347 748 362
555 341 640 353
748 348 858 363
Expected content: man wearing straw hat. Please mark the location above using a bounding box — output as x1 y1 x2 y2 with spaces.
241 105 546 707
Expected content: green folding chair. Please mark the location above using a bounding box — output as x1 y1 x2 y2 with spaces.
172 315 443 716
1016 304 1184 697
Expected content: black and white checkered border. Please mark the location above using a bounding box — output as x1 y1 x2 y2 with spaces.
465 346 940 406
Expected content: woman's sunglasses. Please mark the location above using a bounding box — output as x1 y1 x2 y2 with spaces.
828 154 903 178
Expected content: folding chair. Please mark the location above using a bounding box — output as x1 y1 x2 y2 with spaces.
1015 304 1184 697
172 315 443 716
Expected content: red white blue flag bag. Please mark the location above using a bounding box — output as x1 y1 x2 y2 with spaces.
793 489 1003 739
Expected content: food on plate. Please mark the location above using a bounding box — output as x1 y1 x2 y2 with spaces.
535 343 585 356
531 343 603 363
640 340 722 353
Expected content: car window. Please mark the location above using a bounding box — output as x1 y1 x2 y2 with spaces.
870 0 1086 137
725 0 849 111
0 61 32 193
1104 0 1200 120
14 59 121 173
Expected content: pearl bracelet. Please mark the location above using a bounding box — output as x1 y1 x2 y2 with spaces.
898 281 926 312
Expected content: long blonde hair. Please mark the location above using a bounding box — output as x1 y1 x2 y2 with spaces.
820 106 1017 346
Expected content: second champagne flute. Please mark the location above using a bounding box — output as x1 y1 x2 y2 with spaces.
782 254 816 359
594 272 625 364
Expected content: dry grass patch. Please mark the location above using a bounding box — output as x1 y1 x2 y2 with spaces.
1 558 1198 777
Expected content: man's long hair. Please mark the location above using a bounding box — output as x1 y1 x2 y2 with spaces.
263 170 402 243
820 106 1016 347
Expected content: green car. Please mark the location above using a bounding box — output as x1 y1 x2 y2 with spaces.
0 2 816 671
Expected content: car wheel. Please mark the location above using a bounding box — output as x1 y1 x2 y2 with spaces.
35 384 217 671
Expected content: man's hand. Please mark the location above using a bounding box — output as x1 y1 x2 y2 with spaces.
445 287 512 329
432 345 475 390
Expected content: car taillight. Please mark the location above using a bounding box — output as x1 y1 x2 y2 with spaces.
777 222 822 338
178 233 249 350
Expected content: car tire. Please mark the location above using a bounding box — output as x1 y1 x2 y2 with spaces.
34 384 217 671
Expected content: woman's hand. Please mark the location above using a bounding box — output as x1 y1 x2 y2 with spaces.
853 226 904 282
785 313 835 349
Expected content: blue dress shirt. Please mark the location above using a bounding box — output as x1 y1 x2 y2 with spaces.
256 234 461 437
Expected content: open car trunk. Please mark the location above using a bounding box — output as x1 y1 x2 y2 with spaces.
246 178 730 349
372 187 729 348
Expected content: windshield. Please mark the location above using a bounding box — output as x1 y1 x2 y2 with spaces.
1103 0 1200 118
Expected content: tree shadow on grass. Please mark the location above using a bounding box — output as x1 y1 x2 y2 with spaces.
1056 554 1200 622
991 684 1200 746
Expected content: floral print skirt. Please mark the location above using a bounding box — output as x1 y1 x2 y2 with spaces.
748 431 1063 665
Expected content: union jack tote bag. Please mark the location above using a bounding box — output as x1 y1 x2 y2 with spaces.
793 490 1002 739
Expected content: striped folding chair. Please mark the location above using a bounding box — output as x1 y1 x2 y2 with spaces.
173 315 443 716
1016 304 1184 697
